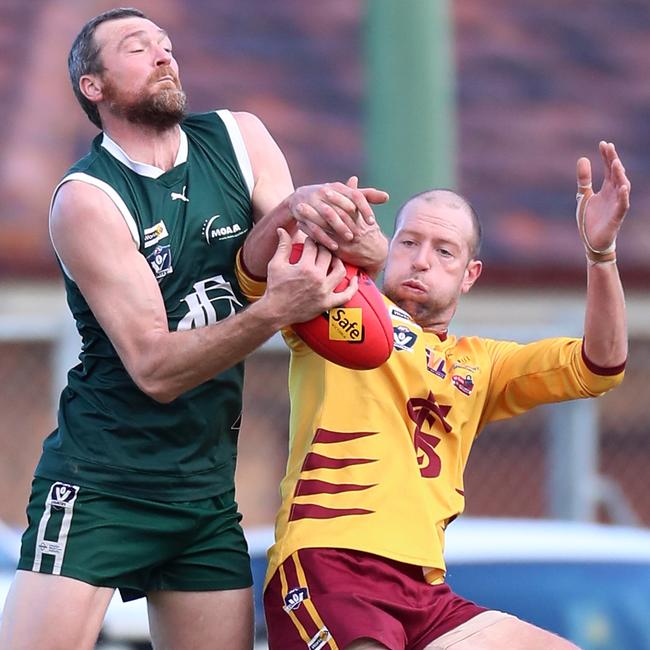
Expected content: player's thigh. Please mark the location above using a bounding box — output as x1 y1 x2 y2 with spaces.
0 570 114 650
424 611 579 650
147 586 254 650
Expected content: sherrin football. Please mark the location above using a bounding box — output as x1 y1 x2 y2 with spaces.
289 243 394 370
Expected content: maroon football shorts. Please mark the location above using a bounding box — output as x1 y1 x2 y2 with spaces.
264 547 487 650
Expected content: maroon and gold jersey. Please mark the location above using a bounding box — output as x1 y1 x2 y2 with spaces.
234 256 624 586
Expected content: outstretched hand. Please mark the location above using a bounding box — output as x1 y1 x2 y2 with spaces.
576 141 631 258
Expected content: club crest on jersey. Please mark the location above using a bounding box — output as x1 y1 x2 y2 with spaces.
177 275 243 330
426 348 447 379
201 214 248 245
146 244 173 280
143 220 169 249
283 586 309 612
451 374 475 396
393 325 418 351
49 482 79 509
308 627 331 650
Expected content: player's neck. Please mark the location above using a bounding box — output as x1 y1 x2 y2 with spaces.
421 323 449 338
102 119 181 172
408 305 453 336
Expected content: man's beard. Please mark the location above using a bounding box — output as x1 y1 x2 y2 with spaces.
102 69 187 131
383 281 449 329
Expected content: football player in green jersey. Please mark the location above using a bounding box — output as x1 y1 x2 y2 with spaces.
0 7 388 650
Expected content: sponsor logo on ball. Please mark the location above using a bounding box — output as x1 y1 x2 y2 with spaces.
328 307 363 342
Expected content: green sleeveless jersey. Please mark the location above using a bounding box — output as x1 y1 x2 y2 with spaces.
37 111 255 501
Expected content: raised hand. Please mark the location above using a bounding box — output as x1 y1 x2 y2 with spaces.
290 179 389 250
329 176 389 276
576 141 631 263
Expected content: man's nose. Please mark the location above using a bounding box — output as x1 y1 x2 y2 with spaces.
412 248 431 271
154 45 172 66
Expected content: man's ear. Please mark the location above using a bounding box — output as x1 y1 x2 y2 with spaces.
461 258 482 294
79 74 103 102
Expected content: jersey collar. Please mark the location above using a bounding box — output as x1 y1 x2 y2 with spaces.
101 127 188 179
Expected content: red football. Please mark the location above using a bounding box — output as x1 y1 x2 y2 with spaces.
289 243 394 370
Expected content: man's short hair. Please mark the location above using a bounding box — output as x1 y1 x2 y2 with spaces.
393 189 483 259
68 7 147 129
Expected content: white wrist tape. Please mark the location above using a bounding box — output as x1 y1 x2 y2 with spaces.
576 183 616 263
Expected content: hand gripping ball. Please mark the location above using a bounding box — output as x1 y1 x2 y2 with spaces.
289 243 393 370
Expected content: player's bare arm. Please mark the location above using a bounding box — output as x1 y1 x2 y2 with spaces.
233 111 295 225
578 141 630 368
51 181 355 403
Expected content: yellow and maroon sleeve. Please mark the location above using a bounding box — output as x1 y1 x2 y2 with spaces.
480 336 625 423
236 247 311 356
235 247 267 302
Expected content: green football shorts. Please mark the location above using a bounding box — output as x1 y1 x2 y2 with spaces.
17 477 253 601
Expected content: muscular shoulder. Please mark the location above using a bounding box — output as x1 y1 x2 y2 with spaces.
52 180 115 223
228 111 293 217
51 180 137 259
229 111 275 158
230 110 266 132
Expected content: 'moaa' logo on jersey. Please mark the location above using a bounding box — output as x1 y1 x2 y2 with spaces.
177 276 243 330
201 215 248 245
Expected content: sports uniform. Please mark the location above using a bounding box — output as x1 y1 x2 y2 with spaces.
236 268 625 649
18 110 256 597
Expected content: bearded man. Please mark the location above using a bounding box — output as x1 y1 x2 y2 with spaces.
0 8 388 650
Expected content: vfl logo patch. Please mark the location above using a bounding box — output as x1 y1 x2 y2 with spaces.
393 325 417 351
329 307 363 342
308 626 331 650
147 244 173 280
143 221 169 249
283 586 309 612
50 483 78 509
201 215 248 245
